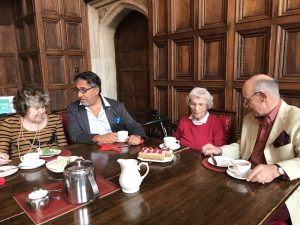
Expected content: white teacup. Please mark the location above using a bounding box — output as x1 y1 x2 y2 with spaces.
20 152 40 165
117 130 129 142
228 159 251 177
163 136 180 148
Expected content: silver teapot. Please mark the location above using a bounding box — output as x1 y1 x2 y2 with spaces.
63 159 99 204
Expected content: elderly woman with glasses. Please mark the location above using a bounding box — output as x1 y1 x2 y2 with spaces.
175 87 225 151
0 84 67 164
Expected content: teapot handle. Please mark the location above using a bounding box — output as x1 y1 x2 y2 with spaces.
87 173 100 198
138 162 149 181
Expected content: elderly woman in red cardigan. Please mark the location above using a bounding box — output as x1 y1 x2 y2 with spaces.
175 87 225 151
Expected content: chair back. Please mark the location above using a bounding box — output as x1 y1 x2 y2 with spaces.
209 109 238 144
57 111 72 144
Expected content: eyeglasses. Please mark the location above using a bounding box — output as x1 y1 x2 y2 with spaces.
242 92 261 106
72 87 95 94
189 102 207 109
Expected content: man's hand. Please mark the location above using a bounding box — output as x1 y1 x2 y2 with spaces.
128 135 141 145
202 144 222 155
0 153 11 165
94 132 118 144
246 164 280 184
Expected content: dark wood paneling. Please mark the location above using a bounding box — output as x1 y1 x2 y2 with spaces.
173 38 194 80
235 27 270 80
279 0 300 16
276 24 300 80
152 0 168 36
68 55 84 81
236 0 272 22
63 0 81 18
27 17 37 49
66 22 82 50
172 86 191 123
49 89 68 111
153 41 168 80
41 0 60 15
154 85 168 118
43 19 62 50
46 55 66 84
171 0 194 32
199 34 226 80
200 0 227 28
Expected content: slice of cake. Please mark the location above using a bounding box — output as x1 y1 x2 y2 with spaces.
138 147 165 160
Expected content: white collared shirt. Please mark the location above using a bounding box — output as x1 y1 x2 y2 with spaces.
84 94 112 135
189 112 209 125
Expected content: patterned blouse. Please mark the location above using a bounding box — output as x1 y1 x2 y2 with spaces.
0 114 67 159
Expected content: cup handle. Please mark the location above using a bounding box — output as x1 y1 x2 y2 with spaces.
138 162 149 181
175 140 180 144
87 173 100 198
20 156 25 162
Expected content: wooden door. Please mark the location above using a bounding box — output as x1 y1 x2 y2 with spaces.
115 11 149 124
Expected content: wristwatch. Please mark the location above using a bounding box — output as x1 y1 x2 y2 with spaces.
275 164 285 176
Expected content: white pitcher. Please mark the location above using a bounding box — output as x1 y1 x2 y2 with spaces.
117 159 149 193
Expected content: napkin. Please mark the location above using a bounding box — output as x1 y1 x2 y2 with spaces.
98 144 122 152
0 177 5 185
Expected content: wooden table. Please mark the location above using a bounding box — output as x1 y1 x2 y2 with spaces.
0 139 299 225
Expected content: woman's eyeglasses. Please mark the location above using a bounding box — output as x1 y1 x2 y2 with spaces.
72 87 95 94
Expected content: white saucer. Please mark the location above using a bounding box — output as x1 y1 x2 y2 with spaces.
208 156 234 167
0 166 18 177
19 159 45 170
226 168 251 180
116 138 128 143
159 143 180 150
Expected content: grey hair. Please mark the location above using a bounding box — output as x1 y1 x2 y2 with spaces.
186 87 214 109
254 79 280 98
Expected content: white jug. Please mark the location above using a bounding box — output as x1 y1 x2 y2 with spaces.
117 159 149 193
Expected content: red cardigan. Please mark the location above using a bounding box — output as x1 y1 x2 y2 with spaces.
175 114 225 151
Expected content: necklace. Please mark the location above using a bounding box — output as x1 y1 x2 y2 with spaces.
17 117 41 158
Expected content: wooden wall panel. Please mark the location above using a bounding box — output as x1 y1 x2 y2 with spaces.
200 0 227 27
46 55 66 84
236 0 272 22
63 0 81 17
152 0 168 36
235 28 270 79
173 87 191 122
49 89 68 111
199 34 226 80
154 86 168 117
66 22 82 50
171 0 194 32
43 19 62 50
173 38 194 80
68 55 84 81
27 18 37 49
153 41 168 80
279 0 300 16
0 56 18 85
15 23 26 50
41 0 60 14
276 24 300 80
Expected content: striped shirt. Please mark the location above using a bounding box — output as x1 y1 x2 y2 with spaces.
0 114 68 159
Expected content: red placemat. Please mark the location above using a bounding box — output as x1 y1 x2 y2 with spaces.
43 149 72 162
14 175 120 225
201 157 227 172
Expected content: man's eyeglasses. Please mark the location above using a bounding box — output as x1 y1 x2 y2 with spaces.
72 86 95 94
242 92 261 106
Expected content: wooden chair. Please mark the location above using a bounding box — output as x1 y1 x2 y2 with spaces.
56 111 72 144
208 109 238 144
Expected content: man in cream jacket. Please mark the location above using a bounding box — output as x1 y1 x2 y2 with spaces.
203 74 300 224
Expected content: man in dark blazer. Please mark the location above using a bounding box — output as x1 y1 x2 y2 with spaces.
67 71 147 145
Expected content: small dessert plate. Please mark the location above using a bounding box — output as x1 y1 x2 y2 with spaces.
19 159 45 170
226 168 252 180
0 166 18 177
208 156 233 167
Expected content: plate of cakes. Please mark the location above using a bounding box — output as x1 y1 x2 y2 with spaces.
137 146 174 163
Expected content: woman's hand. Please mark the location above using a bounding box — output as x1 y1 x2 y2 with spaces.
0 153 11 165
202 144 222 155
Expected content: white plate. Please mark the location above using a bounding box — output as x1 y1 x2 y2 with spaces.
208 156 234 167
46 156 83 173
159 143 180 150
39 149 61 158
137 154 174 163
226 168 252 180
19 159 45 170
0 166 18 177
